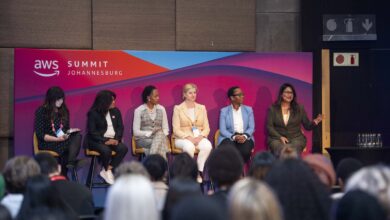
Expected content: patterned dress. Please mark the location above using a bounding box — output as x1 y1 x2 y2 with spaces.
34 106 70 155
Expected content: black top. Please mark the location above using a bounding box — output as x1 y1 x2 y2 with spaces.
86 107 124 147
34 106 70 154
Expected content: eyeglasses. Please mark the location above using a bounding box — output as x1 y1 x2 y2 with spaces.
233 93 244 97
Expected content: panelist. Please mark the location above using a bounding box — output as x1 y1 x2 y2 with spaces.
133 85 169 159
218 86 255 163
266 83 322 157
86 90 128 184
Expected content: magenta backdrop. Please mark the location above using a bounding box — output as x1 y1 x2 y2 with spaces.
14 49 312 157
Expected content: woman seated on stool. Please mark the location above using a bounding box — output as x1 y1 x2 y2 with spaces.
86 90 128 185
172 83 212 182
218 86 255 163
133 85 169 159
266 83 322 157
34 86 81 177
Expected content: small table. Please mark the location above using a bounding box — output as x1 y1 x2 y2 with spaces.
326 147 390 168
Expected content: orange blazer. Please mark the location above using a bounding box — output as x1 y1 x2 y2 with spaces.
172 102 210 139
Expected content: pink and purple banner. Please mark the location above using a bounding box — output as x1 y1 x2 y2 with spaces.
14 49 312 156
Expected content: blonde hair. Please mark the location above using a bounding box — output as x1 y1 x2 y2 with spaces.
228 178 283 220
104 174 158 220
182 83 198 100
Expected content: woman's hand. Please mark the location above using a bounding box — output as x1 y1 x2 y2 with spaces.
186 136 197 145
313 114 323 125
57 134 69 142
280 136 289 144
105 139 118 146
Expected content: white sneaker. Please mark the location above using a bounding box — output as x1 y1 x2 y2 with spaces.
100 169 114 185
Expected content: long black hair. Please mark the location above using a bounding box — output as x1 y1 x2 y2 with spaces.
142 85 157 103
90 90 116 115
43 86 69 123
274 83 298 114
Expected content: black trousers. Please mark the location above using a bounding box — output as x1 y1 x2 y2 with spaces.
220 138 254 163
60 133 82 176
89 142 128 170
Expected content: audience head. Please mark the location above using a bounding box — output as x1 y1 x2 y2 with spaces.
91 90 116 114
163 178 202 220
3 156 40 194
142 154 167 181
114 161 150 180
34 152 60 176
336 157 363 189
0 204 11 220
265 159 331 220
208 145 243 188
249 151 275 180
345 165 390 217
303 153 336 188
229 178 283 220
171 195 226 220
170 153 198 181
182 83 197 101
142 85 158 104
104 174 158 220
17 175 74 220
279 146 299 160
336 190 387 220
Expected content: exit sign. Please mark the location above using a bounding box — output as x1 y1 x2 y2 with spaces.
333 53 359 67
323 14 376 41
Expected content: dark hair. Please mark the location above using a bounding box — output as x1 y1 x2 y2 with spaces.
249 152 276 180
275 83 298 114
142 154 167 181
170 153 198 181
43 86 69 124
0 204 11 220
336 158 363 184
34 153 59 176
208 145 243 187
171 196 226 220
336 190 387 220
90 90 116 115
265 159 331 220
142 85 157 103
162 178 201 220
17 175 75 220
227 86 240 99
3 156 41 193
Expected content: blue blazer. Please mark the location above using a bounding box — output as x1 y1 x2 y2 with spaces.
218 105 255 145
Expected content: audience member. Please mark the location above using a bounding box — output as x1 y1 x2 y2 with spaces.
34 152 94 217
142 154 169 212
336 190 386 220
303 154 336 188
228 178 283 220
170 153 198 181
248 152 275 180
16 175 77 220
1 156 40 218
0 204 11 220
207 145 243 211
162 178 201 220
104 174 158 220
265 159 331 220
114 161 150 179
171 195 226 220
336 158 363 191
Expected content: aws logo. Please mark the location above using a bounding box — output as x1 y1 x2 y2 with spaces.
33 60 60 77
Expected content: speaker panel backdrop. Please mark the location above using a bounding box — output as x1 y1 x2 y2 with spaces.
14 49 312 156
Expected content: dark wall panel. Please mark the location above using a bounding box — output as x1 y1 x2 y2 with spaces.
0 0 91 49
176 0 255 51
0 48 13 138
93 0 175 50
